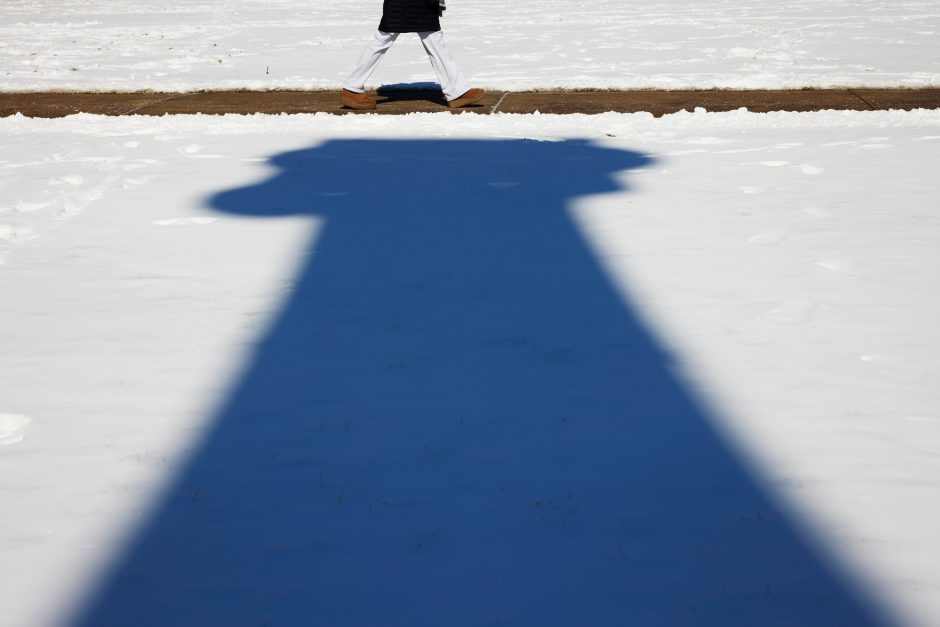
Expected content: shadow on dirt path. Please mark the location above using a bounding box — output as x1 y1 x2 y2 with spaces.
3 88 939 117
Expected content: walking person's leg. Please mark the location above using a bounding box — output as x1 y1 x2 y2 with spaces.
341 30 400 109
418 31 484 108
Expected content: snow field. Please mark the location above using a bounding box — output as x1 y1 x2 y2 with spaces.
1 0 940 92
1 109 939 626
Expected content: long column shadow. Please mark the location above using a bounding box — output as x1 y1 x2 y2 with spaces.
73 139 891 626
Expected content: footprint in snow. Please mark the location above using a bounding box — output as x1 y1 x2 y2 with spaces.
747 230 788 246
14 200 51 213
803 204 835 219
763 300 819 324
122 159 160 171
54 174 85 186
664 149 709 156
799 164 825 175
815 257 856 276
859 354 924 383
122 176 156 189
0 224 38 243
0 413 33 445
153 217 219 226
683 137 732 146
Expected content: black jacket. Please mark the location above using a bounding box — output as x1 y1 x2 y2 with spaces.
379 0 441 33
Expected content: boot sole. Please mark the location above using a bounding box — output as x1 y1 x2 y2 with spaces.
447 91 486 109
340 95 376 110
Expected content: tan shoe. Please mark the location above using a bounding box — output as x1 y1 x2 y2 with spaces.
340 89 376 110
447 88 486 109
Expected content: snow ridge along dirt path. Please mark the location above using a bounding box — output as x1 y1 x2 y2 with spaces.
2 88 940 118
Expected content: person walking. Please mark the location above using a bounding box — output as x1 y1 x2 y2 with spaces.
340 0 484 110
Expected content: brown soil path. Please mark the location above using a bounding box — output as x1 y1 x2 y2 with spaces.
1 88 938 118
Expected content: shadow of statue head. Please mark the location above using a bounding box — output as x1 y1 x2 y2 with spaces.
209 139 653 219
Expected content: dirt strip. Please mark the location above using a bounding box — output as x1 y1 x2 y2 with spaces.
1 88 939 118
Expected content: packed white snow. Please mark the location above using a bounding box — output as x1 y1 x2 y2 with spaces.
0 413 33 445
1 109 939 627
1 0 939 92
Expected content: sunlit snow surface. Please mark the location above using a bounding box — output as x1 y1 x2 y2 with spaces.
1 0 940 91
1 110 939 626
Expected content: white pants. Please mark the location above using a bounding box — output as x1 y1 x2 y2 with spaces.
342 30 471 102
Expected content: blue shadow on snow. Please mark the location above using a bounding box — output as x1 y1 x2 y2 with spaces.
73 139 892 626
